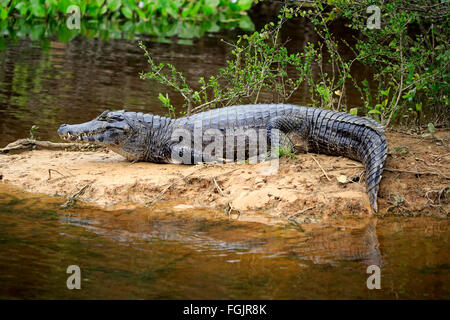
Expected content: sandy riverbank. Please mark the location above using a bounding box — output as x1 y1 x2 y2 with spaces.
0 131 448 224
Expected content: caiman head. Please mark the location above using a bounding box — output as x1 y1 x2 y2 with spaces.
57 110 148 161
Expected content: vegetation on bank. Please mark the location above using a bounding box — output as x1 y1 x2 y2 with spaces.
1 0 447 127
141 0 449 128
333 0 449 127
0 0 256 41
1 0 255 21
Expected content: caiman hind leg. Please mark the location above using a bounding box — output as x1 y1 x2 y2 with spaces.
266 115 310 158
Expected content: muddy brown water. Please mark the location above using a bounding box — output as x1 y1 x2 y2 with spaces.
0 26 448 299
0 183 448 299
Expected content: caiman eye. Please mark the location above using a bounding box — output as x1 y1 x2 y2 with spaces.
98 110 111 121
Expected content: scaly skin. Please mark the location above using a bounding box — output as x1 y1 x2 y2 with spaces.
58 104 387 211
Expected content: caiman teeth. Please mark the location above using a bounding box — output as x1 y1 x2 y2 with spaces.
63 131 103 140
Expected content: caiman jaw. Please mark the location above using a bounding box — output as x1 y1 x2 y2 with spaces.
59 130 105 142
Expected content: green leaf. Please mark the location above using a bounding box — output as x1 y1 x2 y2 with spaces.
57 27 80 42
29 23 46 40
205 0 220 8
237 0 253 11
349 108 358 116
380 87 390 96
121 6 133 19
427 122 435 134
0 7 7 20
368 109 381 114
31 0 46 18
238 15 254 31
15 2 30 16
135 8 146 20
107 0 122 12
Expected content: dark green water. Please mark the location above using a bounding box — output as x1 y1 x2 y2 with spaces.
0 184 449 299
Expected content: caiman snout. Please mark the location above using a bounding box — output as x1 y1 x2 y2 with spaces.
57 124 68 135
57 123 78 141
57 119 114 143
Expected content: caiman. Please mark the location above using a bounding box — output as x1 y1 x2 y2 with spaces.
58 104 387 212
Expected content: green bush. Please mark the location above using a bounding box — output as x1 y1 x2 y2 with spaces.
140 5 310 116
0 0 257 41
331 0 449 126
1 0 255 23
140 0 449 128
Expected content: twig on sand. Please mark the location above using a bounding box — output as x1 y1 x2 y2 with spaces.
1 139 103 154
145 166 205 205
312 164 448 179
0 139 80 154
61 184 90 208
415 157 450 170
224 202 241 220
327 165 365 171
48 169 68 180
310 155 331 181
210 168 240 196
213 177 224 196
432 153 449 161
384 167 449 179
287 205 317 220
213 168 240 178
425 186 449 211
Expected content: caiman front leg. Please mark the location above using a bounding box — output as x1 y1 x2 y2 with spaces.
170 145 228 165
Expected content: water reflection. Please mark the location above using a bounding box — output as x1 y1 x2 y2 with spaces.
0 35 233 146
0 15 368 147
1 184 448 299
0 15 253 43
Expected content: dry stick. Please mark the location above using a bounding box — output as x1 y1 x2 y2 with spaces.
213 167 240 178
145 166 205 205
310 155 331 181
415 157 450 170
311 163 448 179
0 139 81 154
225 202 241 221
210 167 241 196
288 205 317 221
61 184 90 208
48 169 67 180
322 165 365 171
425 186 448 208
432 153 450 161
383 168 449 180
213 177 224 196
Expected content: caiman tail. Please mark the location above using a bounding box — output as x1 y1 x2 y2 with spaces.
304 107 387 212
358 121 387 212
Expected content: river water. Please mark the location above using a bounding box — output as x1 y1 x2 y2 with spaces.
1 183 448 299
0 18 448 299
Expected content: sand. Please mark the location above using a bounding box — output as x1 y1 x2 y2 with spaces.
0 131 448 224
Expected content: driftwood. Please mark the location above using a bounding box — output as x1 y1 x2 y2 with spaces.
0 139 100 154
